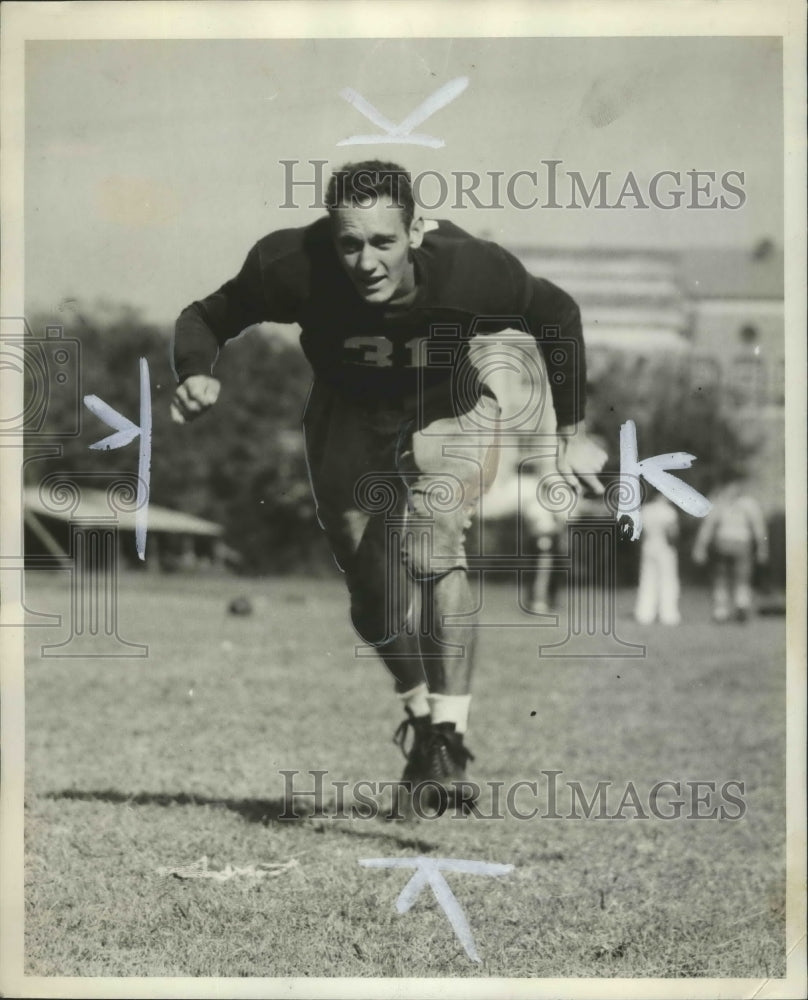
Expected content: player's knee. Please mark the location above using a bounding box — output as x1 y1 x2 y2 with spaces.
402 506 468 578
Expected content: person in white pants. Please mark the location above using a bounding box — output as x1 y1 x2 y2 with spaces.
634 492 681 626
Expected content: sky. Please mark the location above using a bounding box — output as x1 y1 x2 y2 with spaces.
25 36 783 323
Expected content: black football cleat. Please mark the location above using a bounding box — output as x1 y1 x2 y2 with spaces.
392 708 433 783
390 709 432 819
414 721 478 817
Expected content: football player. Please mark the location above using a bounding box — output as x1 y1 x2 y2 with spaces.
171 160 606 812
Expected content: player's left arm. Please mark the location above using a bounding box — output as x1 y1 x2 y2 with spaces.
518 266 606 495
554 425 608 496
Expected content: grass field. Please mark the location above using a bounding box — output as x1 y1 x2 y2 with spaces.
22 569 786 980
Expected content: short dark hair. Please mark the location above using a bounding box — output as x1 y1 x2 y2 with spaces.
326 160 415 228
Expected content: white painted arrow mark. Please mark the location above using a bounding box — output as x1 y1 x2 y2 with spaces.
359 855 514 963
338 76 469 148
83 357 152 560
618 418 712 540
83 399 140 450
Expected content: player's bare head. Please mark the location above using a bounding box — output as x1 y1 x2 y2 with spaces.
326 161 416 229
328 161 424 306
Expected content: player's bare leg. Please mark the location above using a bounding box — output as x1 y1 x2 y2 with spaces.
373 561 476 697
418 569 476 695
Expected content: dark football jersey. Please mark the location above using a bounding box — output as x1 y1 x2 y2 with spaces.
173 217 586 425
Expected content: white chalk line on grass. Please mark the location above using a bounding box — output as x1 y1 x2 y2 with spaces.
156 856 299 882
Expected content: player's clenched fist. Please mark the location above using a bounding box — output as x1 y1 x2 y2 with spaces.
555 424 608 496
170 374 221 424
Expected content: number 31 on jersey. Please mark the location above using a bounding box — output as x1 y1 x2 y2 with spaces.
343 335 424 368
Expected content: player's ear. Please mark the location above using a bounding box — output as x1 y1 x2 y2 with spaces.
408 215 424 250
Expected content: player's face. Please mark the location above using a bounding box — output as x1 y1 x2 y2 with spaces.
332 196 424 305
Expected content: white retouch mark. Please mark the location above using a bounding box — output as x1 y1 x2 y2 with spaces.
338 77 469 148
359 855 514 963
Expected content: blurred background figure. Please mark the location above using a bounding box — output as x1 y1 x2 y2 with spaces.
692 476 769 623
634 492 681 625
523 496 566 615
518 454 580 617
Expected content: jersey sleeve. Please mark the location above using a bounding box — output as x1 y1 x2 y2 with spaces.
501 249 587 427
173 238 301 383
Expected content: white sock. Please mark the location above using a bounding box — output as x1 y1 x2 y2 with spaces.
428 693 472 734
398 683 429 718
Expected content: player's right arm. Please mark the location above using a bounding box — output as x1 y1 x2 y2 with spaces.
171 232 303 422
170 374 222 425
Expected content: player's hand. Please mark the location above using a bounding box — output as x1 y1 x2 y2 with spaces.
555 425 607 496
170 375 221 424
